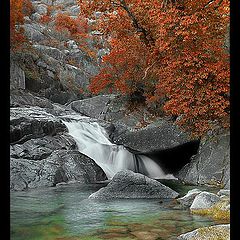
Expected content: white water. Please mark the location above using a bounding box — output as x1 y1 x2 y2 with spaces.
64 119 176 180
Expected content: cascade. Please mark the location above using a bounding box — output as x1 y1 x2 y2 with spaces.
63 119 176 180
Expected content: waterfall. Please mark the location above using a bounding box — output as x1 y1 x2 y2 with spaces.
63 119 176 180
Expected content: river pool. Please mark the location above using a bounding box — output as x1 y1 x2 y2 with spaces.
11 181 224 240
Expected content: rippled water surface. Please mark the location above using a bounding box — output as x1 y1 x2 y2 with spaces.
11 181 221 240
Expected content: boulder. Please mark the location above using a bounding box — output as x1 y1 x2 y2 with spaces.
89 170 179 199
177 224 230 240
177 132 230 188
10 133 76 160
33 45 66 61
10 150 107 191
98 96 192 152
112 120 191 152
35 4 48 15
23 24 47 42
53 0 76 7
67 5 80 16
177 189 202 207
217 189 230 197
190 192 221 210
67 95 115 119
10 89 54 109
10 107 67 144
31 13 43 22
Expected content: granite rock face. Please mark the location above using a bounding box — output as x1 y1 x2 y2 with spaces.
177 132 230 188
11 150 107 191
11 0 101 105
10 106 107 191
10 107 67 144
89 170 179 199
10 60 26 90
10 89 54 109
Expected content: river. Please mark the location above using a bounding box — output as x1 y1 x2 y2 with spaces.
11 180 222 240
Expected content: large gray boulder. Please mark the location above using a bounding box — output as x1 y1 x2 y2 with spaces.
33 45 67 62
177 224 230 240
89 170 179 199
23 24 47 42
89 95 193 152
10 107 67 144
177 132 230 188
53 0 76 6
112 120 191 152
10 89 54 109
34 4 48 15
190 192 221 210
11 150 107 191
67 95 115 119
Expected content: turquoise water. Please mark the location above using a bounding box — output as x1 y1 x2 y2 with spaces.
10 181 221 240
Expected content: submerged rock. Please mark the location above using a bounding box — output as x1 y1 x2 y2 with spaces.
177 224 230 240
190 192 221 210
89 170 179 199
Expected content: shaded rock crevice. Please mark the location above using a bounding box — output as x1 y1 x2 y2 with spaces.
177 132 230 188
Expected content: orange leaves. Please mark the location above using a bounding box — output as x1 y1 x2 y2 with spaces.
55 13 78 35
79 0 229 137
10 0 33 50
55 13 89 37
89 72 113 94
40 15 51 24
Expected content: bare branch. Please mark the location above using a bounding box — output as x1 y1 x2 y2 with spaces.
142 61 158 80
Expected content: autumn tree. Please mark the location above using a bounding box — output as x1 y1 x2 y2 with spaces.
10 0 33 50
55 13 88 37
78 0 230 137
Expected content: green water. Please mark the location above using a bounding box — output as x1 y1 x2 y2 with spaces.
11 181 222 240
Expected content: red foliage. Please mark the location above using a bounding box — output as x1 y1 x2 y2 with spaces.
10 0 33 50
40 15 51 24
55 13 89 37
79 0 230 137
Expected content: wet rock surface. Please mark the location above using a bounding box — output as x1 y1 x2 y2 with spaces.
11 150 107 191
10 105 107 191
112 121 191 153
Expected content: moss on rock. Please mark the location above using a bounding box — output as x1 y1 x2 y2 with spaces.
191 198 230 222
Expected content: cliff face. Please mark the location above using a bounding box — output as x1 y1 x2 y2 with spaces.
11 0 107 104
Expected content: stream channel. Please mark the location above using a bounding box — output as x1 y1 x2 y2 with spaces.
11 115 226 240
